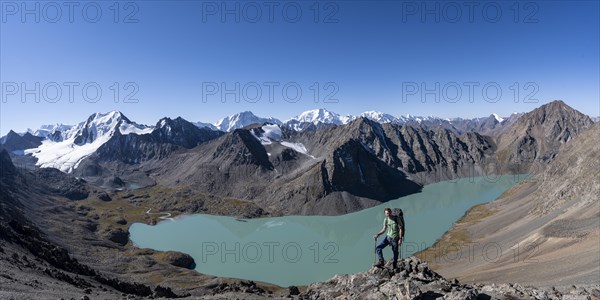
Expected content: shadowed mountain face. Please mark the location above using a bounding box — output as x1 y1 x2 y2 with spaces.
296 118 496 184
0 131 43 152
495 100 594 172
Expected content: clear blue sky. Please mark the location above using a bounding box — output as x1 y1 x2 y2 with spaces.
1 0 599 135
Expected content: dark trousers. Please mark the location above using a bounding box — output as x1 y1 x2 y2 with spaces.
376 235 399 263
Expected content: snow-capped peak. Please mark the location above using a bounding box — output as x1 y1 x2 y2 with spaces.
193 121 219 131
491 113 504 123
27 123 74 138
287 108 354 125
70 111 152 143
23 111 152 173
397 114 434 123
359 111 398 123
215 111 282 132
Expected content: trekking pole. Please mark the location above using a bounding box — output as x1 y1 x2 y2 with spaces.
373 238 377 265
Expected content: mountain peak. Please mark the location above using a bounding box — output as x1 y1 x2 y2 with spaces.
215 111 282 132
289 108 353 125
528 100 589 121
359 111 398 123
491 113 504 123
238 111 256 116
88 110 130 124
497 100 594 168
74 111 147 144
6 130 19 137
27 123 74 138
546 99 566 106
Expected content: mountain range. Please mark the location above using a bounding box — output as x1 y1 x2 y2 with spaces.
0 99 598 298
3 108 523 171
13 108 523 138
0 100 595 216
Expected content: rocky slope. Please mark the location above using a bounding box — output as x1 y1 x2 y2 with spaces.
421 122 600 287
0 149 189 299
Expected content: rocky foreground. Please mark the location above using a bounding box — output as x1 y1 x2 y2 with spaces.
299 257 600 300
179 257 600 300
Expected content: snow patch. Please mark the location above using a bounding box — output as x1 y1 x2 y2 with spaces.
281 141 316 159
287 108 354 126
25 133 112 173
250 129 272 145
492 113 504 123
250 124 282 145
119 122 153 135
262 124 282 141
359 111 398 123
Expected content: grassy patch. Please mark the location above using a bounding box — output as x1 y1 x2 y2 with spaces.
415 204 496 265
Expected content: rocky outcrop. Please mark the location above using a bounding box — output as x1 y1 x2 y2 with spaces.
303 257 599 300
34 168 89 200
96 191 112 201
105 228 129 246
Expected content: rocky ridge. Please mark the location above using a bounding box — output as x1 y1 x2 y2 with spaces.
302 257 599 300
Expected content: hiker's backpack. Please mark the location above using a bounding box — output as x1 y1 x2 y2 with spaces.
391 208 405 238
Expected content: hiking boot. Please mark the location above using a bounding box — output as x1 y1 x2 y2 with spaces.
392 262 398 270
373 259 384 267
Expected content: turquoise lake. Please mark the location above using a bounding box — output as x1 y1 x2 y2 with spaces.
129 175 525 287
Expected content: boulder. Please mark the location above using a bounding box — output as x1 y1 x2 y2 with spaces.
97 192 112 202
106 229 129 246
162 251 195 269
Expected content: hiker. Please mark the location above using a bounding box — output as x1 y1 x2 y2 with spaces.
373 208 403 269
